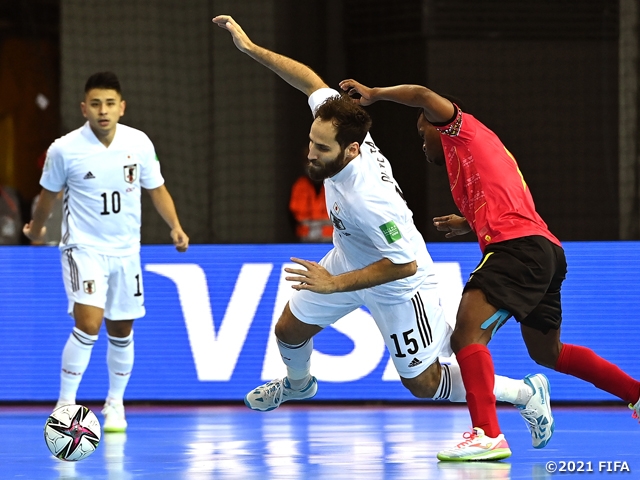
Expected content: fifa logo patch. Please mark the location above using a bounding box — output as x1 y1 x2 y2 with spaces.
124 164 138 184
379 220 402 244
83 280 96 295
333 202 340 215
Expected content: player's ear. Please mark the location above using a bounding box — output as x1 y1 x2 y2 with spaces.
346 142 359 160
120 99 126 117
80 102 87 118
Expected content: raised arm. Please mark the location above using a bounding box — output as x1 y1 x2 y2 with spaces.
212 15 327 97
339 79 455 124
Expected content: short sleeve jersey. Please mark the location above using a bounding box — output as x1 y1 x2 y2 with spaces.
40 122 165 255
435 107 560 252
309 88 437 304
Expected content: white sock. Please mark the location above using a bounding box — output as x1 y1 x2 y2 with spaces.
494 375 534 405
106 332 134 403
434 362 533 405
59 327 97 403
434 363 466 402
277 338 312 389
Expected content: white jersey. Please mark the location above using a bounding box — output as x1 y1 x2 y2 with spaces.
40 122 165 256
308 88 437 304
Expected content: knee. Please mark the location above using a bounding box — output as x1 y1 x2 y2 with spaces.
273 310 308 345
450 328 475 354
401 363 440 398
274 321 292 343
526 344 561 369
450 332 464 354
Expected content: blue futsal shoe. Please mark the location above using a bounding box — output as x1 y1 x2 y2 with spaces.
517 373 554 448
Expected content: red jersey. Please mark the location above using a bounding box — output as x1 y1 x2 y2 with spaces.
435 107 560 252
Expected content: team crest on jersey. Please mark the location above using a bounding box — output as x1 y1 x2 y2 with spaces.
330 211 346 231
83 280 96 295
124 164 138 184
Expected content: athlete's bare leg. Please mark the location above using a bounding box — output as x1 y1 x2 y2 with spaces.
520 324 563 369
274 303 322 344
105 319 134 337
401 360 442 398
73 303 104 335
451 288 497 352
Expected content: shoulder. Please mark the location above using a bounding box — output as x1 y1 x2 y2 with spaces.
118 123 155 148
49 125 86 153
308 88 341 114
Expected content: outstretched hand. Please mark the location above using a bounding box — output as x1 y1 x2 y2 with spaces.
212 15 253 53
433 214 472 238
338 79 376 106
285 257 338 294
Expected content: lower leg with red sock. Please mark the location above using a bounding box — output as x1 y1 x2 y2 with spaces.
457 343 502 437
555 344 640 404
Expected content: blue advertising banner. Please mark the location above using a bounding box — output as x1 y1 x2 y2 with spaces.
0 242 638 402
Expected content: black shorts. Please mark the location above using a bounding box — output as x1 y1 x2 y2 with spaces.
464 235 567 334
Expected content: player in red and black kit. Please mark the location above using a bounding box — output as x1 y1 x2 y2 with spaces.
339 78 640 461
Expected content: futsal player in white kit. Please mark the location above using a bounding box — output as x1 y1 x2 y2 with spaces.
24 71 189 432
213 15 553 449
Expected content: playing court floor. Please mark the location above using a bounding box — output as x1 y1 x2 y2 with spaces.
2 403 638 479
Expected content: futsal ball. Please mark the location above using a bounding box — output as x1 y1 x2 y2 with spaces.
44 404 101 461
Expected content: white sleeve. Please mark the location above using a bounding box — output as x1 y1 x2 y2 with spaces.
139 136 165 190
39 145 66 192
357 192 417 265
308 88 341 115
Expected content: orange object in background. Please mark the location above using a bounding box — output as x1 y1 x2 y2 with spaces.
289 175 333 242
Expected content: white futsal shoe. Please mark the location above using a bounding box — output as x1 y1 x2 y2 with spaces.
102 399 128 433
517 373 554 448
244 376 318 412
437 427 512 461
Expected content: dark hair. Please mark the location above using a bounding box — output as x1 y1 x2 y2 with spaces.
314 95 372 150
84 71 122 94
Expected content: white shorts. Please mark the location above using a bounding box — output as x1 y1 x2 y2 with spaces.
289 249 453 379
61 248 145 321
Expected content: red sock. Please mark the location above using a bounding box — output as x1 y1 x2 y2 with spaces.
555 344 640 404
457 344 501 437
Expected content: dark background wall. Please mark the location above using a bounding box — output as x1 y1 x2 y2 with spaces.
1 0 625 244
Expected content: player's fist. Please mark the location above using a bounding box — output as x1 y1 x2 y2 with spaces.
23 221 47 242
171 228 189 252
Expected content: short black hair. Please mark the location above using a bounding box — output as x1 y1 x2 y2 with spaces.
84 71 122 95
315 95 372 150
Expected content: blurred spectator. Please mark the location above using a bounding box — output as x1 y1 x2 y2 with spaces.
289 148 333 243
0 184 22 244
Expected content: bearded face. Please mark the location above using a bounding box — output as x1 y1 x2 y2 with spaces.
306 147 346 181
307 118 351 180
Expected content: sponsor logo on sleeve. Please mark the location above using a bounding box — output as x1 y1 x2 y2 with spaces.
379 221 402 244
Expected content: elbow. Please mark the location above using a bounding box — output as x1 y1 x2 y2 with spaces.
407 86 434 106
403 260 418 278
